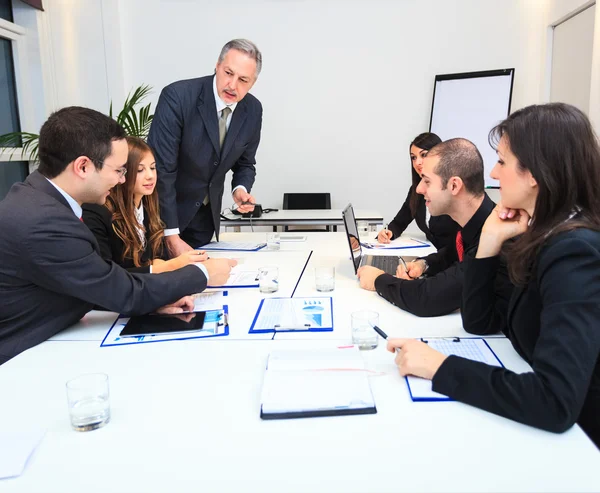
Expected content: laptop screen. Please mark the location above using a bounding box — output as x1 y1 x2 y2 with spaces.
342 203 363 274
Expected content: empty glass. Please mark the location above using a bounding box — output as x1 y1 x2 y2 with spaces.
66 373 110 432
315 266 335 292
258 265 279 293
351 311 379 350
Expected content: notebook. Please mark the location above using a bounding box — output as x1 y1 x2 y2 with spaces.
342 203 416 275
260 347 377 419
406 338 504 401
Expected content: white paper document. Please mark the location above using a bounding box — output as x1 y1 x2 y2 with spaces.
191 291 226 312
0 430 45 479
202 241 266 251
406 338 502 401
250 297 333 332
361 237 429 249
260 347 376 418
208 267 259 288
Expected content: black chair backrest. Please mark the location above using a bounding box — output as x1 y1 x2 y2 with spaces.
283 193 331 210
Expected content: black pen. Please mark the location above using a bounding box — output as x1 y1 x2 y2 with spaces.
371 324 400 353
371 325 389 339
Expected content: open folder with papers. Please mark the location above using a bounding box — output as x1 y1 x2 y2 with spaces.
406 338 503 401
260 347 377 419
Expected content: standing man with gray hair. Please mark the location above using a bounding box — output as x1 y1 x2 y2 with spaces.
149 39 263 251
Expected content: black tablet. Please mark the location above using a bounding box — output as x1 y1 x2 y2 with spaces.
119 311 207 337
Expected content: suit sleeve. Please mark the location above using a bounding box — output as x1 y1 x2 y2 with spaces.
432 237 600 433
21 214 207 316
374 262 463 317
147 85 183 229
387 187 415 239
231 101 262 192
461 254 514 335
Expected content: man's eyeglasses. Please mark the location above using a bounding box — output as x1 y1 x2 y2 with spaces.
88 157 127 178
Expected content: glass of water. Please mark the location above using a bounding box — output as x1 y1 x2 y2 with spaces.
315 266 335 292
258 265 279 293
351 311 379 350
66 373 110 432
266 232 280 251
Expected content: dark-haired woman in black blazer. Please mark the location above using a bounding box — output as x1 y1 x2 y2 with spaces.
377 132 459 249
387 103 600 448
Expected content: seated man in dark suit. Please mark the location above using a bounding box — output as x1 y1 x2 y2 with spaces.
0 106 235 365
148 38 263 253
358 138 512 320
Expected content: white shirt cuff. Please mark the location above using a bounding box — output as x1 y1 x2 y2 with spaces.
164 228 180 236
232 185 248 195
194 262 209 281
149 265 153 274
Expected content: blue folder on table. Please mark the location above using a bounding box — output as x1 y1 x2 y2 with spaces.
201 241 266 252
406 338 504 401
249 297 334 334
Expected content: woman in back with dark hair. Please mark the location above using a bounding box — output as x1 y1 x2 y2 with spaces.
83 137 206 273
377 132 459 248
386 103 600 447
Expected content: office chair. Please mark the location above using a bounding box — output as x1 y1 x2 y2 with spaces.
282 192 332 232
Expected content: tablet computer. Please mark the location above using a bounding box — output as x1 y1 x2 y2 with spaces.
119 311 207 337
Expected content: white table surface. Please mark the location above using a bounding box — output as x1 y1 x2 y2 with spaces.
1 232 599 492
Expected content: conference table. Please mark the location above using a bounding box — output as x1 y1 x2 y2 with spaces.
220 208 384 232
0 232 598 493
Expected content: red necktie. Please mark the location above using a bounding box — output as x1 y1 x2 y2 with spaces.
456 231 464 262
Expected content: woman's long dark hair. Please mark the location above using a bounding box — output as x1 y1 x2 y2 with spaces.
489 103 600 285
105 137 165 267
408 132 442 216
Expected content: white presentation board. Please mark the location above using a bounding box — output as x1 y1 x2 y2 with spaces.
429 69 514 188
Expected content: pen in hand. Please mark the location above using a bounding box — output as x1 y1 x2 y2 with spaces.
370 324 400 353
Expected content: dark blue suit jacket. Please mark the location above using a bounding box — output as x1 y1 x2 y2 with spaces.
148 75 263 238
0 171 207 365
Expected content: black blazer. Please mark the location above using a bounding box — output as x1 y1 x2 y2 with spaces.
148 75 262 239
0 171 207 365
82 203 167 274
373 194 513 318
436 229 600 447
388 186 460 250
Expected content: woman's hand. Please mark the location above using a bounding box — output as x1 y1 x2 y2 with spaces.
377 229 393 244
386 338 447 380
477 203 530 258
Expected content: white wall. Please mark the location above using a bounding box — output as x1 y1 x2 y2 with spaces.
112 0 549 225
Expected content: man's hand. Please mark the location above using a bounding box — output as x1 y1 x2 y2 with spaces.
396 259 426 279
165 235 193 258
204 258 238 286
386 338 447 380
233 188 256 214
156 296 195 314
357 265 385 291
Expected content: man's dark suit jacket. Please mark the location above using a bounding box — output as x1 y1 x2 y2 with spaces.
374 194 513 318
0 171 207 365
82 203 167 274
436 229 600 447
148 75 262 242
388 186 459 250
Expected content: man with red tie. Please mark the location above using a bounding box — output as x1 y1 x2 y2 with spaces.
358 138 513 321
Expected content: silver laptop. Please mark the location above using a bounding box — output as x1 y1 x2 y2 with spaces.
342 203 416 275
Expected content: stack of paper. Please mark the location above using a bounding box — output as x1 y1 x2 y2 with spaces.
260 347 377 419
